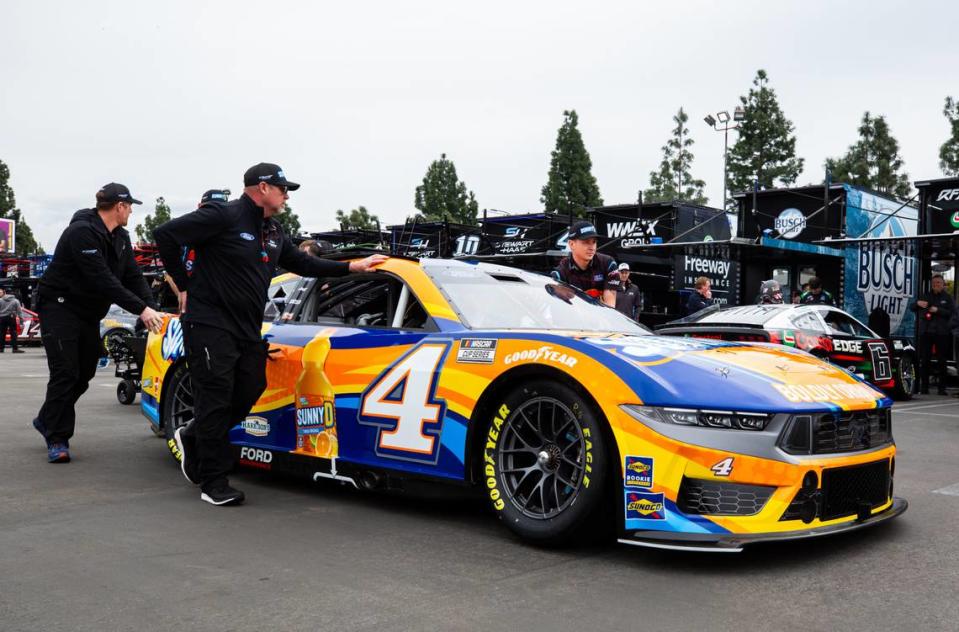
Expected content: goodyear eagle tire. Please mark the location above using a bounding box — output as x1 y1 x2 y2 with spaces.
162 362 194 444
483 379 609 545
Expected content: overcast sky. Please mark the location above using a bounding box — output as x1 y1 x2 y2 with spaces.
2 0 957 251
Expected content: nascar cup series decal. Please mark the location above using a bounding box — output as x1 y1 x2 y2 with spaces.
624 456 653 489
456 339 497 364
625 491 666 520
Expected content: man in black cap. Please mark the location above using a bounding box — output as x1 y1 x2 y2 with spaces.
800 277 835 306
551 220 620 307
155 163 387 506
33 183 164 463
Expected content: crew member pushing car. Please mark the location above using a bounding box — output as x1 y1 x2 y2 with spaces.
32 183 164 463
551 220 620 307
155 163 386 506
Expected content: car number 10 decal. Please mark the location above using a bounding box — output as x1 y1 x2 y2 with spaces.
358 343 450 464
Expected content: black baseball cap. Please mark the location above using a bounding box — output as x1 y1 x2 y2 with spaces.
97 183 142 205
200 189 231 204
568 220 599 241
243 163 300 191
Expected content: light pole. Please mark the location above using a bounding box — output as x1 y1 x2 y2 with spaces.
704 106 745 211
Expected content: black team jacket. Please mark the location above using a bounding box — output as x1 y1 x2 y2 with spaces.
39 209 154 322
155 194 351 341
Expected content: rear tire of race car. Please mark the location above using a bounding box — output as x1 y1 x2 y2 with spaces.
892 354 915 400
116 379 137 405
162 362 194 444
482 380 610 546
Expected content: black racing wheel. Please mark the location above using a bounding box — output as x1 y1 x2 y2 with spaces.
162 362 194 443
892 354 915 400
482 379 609 545
116 379 137 405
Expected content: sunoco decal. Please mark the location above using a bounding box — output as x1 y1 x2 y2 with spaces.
625 491 666 520
457 339 497 364
772 382 879 403
624 456 653 488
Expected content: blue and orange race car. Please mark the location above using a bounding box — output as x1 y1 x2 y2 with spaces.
141 257 906 551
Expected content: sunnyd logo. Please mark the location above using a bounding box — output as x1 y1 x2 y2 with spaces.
161 319 184 361
774 208 806 239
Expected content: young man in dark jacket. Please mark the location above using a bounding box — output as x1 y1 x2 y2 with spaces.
155 163 386 506
33 183 163 462
911 274 954 395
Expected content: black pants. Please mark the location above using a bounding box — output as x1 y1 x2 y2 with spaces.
0 316 17 351
183 322 268 491
917 333 952 393
36 302 101 443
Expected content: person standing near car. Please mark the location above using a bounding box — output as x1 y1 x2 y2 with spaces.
911 274 954 395
0 287 25 353
155 163 387 506
32 183 164 463
800 277 836 306
684 276 713 316
613 263 643 320
551 221 620 307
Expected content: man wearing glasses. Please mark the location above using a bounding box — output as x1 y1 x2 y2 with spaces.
33 183 164 463
155 163 386 506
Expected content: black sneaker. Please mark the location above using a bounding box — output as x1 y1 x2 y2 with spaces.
200 483 245 506
173 426 200 486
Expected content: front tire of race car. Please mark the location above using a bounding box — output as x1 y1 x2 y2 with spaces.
483 380 609 545
161 362 194 443
892 354 915 400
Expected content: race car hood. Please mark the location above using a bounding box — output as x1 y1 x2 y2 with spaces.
567 333 888 413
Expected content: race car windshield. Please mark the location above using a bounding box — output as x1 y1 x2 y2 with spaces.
424 262 650 334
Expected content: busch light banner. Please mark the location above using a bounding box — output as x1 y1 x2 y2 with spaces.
843 186 918 338
672 246 740 307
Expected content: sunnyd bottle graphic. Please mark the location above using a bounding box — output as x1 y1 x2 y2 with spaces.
294 336 337 458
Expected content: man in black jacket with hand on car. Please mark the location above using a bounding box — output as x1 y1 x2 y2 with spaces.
33 183 164 463
155 163 386 506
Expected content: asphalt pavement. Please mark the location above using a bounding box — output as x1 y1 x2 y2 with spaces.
2 347 958 632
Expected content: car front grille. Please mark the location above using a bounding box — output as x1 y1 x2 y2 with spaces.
820 460 891 521
780 409 892 455
677 478 775 516
780 459 891 522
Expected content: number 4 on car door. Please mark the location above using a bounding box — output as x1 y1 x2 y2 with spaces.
358 343 450 464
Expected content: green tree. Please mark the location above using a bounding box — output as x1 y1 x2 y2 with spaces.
825 112 911 199
726 70 804 208
541 110 603 217
0 159 42 255
413 153 479 225
275 202 302 237
939 96 959 176
645 107 708 205
134 197 173 245
336 205 380 230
